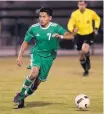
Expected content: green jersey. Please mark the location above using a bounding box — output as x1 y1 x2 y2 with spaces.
24 22 67 57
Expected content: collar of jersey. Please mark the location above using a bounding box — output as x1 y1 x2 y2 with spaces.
79 8 87 14
40 22 52 30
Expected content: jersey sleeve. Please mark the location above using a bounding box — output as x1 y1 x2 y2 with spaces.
92 11 100 29
67 13 76 32
24 26 34 42
56 24 67 35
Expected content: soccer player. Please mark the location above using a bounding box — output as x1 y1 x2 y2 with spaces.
13 7 74 108
67 0 100 76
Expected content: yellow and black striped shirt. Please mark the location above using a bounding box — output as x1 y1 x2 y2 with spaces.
67 8 100 35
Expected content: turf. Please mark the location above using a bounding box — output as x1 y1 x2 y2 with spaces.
0 56 103 114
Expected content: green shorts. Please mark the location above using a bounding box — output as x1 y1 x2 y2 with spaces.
30 53 53 81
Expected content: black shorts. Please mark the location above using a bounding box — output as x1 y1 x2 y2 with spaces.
74 32 94 51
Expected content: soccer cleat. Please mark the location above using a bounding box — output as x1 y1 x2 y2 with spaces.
27 65 31 69
18 99 24 108
83 71 89 76
13 93 23 103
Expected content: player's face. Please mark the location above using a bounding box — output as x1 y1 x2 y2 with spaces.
39 12 52 27
78 1 87 12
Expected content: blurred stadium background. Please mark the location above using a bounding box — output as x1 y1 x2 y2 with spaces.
0 1 103 57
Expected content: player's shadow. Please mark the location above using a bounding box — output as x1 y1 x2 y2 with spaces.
75 109 89 111
13 101 64 109
26 101 61 108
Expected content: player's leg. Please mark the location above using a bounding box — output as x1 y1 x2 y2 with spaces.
14 66 40 107
24 77 41 98
14 53 40 108
75 35 88 76
81 43 90 76
82 43 91 69
79 50 87 72
25 56 53 97
85 52 90 70
21 66 40 97
17 78 41 108
82 33 94 74
18 56 53 108
83 33 94 71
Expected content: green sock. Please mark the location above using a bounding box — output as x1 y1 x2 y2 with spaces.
20 76 33 98
24 80 38 97
25 87 34 97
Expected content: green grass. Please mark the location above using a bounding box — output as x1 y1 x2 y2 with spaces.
0 56 103 114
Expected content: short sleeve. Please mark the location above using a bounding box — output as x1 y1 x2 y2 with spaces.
92 10 100 29
67 13 76 32
57 24 67 35
24 26 34 42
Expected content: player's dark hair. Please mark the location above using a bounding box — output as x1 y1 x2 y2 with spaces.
39 7 53 16
78 0 87 4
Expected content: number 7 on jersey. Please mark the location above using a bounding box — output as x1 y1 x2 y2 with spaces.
47 33 52 40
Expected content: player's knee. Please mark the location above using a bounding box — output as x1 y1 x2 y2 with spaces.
82 48 89 54
82 43 89 54
29 67 39 80
30 71 39 78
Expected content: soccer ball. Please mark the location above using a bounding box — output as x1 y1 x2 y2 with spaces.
75 94 90 109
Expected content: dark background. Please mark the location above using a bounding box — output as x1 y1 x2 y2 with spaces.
0 1 103 56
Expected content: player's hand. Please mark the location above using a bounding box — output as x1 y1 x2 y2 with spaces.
52 33 63 39
94 28 98 35
16 56 23 67
73 27 78 33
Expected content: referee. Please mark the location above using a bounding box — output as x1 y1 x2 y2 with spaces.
67 0 100 76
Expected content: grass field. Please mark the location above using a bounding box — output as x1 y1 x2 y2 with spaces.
0 56 103 114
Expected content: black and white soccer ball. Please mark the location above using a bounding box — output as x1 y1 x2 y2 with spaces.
75 94 90 109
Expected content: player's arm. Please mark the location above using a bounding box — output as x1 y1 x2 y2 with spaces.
92 11 101 35
53 24 74 40
67 13 76 33
17 26 33 67
53 32 74 40
17 41 28 67
63 32 74 39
